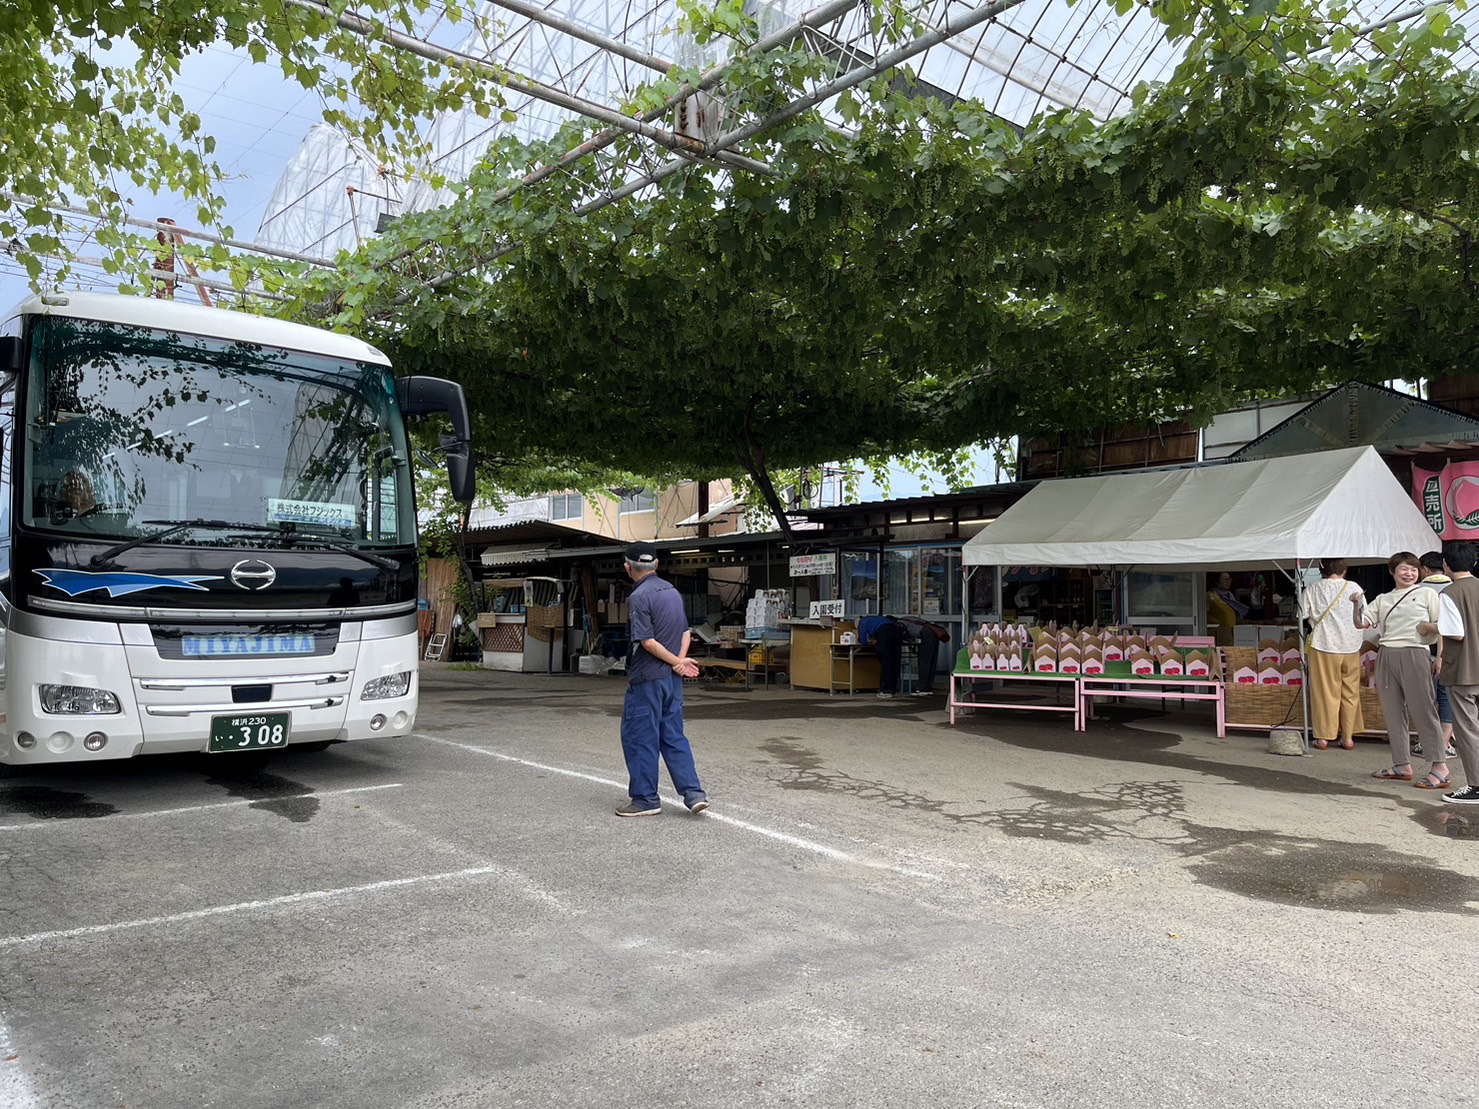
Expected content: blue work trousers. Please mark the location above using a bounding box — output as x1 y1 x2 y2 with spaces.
873 622 905 694
621 674 703 807
917 639 940 693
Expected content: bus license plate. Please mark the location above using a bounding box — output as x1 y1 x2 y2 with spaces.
209 712 291 753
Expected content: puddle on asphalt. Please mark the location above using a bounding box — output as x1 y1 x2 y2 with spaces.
205 766 321 824
1182 833 1479 914
0 784 119 820
1416 808 1479 840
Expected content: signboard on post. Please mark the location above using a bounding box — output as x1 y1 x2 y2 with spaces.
789 552 836 577
809 600 845 619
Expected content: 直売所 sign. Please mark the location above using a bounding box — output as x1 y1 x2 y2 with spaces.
1412 461 1479 538
789 552 836 577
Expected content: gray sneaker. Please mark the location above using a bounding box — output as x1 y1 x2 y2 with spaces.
686 795 710 814
615 801 661 817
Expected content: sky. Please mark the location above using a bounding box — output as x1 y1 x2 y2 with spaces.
0 42 329 313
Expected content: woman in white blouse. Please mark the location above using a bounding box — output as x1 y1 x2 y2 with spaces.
1356 552 1452 789
1300 558 1365 749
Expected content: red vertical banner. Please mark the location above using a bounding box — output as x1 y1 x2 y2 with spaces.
1414 463 1444 536
1412 461 1479 539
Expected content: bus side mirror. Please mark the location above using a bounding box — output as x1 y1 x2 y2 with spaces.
440 432 474 509
397 376 475 505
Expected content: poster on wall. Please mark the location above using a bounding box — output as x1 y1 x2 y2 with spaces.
1412 461 1479 539
848 557 878 601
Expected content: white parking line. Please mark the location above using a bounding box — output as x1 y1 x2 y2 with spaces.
0 784 404 833
0 866 499 950
415 733 942 882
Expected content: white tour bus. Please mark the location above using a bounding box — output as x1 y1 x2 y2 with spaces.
0 293 473 768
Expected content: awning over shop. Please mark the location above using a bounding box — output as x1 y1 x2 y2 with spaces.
961 446 1437 571
480 546 554 567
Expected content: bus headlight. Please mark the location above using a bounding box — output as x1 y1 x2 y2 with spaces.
361 671 411 700
39 685 121 715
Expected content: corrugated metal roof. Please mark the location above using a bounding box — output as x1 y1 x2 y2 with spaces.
1232 382 1479 462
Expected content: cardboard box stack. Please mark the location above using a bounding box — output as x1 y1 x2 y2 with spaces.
745 589 788 637
1243 635 1306 685
968 622 1031 671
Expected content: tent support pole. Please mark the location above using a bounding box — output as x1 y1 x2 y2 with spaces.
1280 560 1312 752
962 565 975 641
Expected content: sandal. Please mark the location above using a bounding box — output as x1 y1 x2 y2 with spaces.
1340 738 1355 750
1416 770 1452 790
1372 766 1415 781
1313 738 1329 750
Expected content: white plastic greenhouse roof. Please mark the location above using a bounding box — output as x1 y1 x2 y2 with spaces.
254 0 1479 263
253 0 1193 258
3 0 1470 303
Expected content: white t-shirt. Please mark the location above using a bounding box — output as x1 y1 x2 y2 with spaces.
1299 577 1366 655
1366 585 1440 649
1421 577 1466 639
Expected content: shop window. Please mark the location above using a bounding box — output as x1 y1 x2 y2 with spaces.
882 548 917 614
969 565 999 618
1126 571 1197 629
920 548 960 615
843 552 877 615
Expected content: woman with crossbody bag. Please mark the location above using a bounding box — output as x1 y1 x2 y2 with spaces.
1356 552 1451 788
1300 558 1365 749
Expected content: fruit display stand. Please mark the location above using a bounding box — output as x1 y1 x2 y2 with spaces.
1222 647 1303 732
1222 646 1391 736
1079 648 1226 737
949 655 1083 730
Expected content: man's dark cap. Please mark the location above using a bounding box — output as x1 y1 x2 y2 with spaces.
625 541 659 566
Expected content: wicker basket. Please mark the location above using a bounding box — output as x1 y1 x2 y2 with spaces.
1226 682 1305 728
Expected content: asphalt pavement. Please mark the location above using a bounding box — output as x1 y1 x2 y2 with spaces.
1 665 1475 1108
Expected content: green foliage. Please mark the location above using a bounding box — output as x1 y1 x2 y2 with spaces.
10 0 1479 520
0 0 508 286
296 0 1479 510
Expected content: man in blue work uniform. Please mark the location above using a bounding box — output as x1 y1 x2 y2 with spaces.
616 541 710 817
858 613 906 698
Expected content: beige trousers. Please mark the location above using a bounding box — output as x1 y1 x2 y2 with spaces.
1375 645 1444 767
1306 646 1364 743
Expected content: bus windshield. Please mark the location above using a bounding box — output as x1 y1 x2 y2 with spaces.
21 315 415 546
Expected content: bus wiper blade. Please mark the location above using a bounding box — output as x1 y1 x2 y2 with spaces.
280 535 399 573
89 519 278 567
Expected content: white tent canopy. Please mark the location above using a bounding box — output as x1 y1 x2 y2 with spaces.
962 446 1438 571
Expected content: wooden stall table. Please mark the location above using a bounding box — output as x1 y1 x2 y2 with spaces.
742 637 789 688
788 622 880 693
1079 660 1226 737
689 656 749 684
949 667 1084 730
